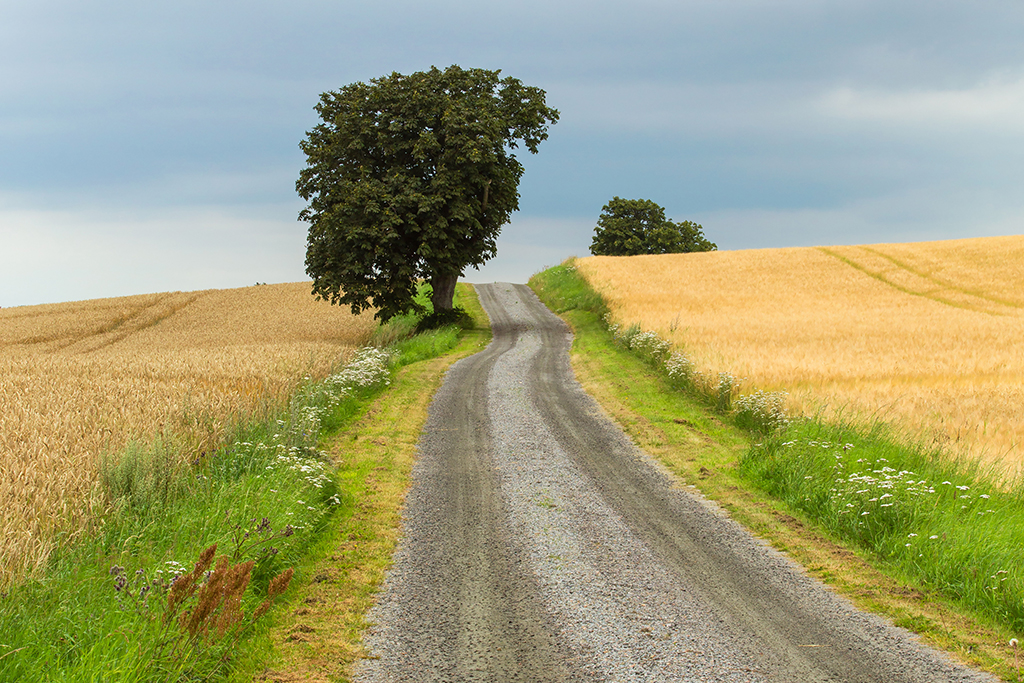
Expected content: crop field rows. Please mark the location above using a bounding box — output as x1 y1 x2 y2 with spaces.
0 283 375 589
576 234 1024 473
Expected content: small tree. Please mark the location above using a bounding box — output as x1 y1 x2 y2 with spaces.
297 65 558 321
589 197 716 256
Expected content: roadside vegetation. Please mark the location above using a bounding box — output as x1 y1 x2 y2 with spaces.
0 284 486 682
0 282 376 589
531 259 1024 681
257 289 490 681
575 235 1024 471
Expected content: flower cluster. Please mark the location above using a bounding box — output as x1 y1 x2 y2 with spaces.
830 462 935 515
324 347 392 391
602 317 753 415
605 319 671 361
665 352 693 382
271 445 332 490
155 560 189 583
628 330 672 361
734 389 790 433
291 347 393 439
224 349 385 555
770 439 1000 551
715 372 737 412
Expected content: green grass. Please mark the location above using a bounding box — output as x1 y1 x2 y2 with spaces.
530 259 1023 679
528 260 608 317
742 419 1024 632
0 285 475 683
253 282 491 681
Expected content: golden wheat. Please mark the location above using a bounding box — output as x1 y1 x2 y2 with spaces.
576 235 1024 471
0 282 375 589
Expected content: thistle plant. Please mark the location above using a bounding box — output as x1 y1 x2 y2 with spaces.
109 565 155 614
228 516 295 563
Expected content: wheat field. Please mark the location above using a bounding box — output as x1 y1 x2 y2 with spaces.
0 283 375 588
576 235 1024 471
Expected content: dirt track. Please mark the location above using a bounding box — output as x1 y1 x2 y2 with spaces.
356 283 992 682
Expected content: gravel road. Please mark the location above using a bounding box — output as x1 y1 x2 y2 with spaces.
355 283 993 682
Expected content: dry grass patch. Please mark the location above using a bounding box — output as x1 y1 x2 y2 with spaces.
576 235 1024 473
0 282 375 590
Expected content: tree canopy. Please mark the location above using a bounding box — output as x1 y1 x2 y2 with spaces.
296 65 558 321
589 197 716 256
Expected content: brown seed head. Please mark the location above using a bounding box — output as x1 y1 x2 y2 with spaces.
268 567 294 599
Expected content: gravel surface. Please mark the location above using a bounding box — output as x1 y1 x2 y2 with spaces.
355 283 994 682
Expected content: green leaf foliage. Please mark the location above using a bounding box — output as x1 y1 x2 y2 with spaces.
297 65 559 321
590 197 716 256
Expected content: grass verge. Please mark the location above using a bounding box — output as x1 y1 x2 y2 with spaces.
241 283 490 682
530 260 1022 681
0 284 486 683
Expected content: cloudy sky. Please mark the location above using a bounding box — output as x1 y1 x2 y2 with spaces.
2 0 1023 307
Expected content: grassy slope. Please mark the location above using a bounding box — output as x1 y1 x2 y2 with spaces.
247 285 491 682
529 263 1020 682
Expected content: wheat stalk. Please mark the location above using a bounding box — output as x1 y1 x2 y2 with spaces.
578 235 1024 473
0 282 376 590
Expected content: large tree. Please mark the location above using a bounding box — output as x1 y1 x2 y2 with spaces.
297 65 558 321
589 197 716 256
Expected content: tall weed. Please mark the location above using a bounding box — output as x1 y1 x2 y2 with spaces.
100 438 187 513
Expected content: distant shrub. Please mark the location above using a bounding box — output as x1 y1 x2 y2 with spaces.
589 197 716 256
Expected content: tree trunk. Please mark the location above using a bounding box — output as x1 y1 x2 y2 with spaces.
430 273 458 312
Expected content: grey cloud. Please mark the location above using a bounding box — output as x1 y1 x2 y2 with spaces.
2 0 1024 304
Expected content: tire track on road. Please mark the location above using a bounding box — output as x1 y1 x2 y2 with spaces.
357 283 993 682
356 284 567 682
